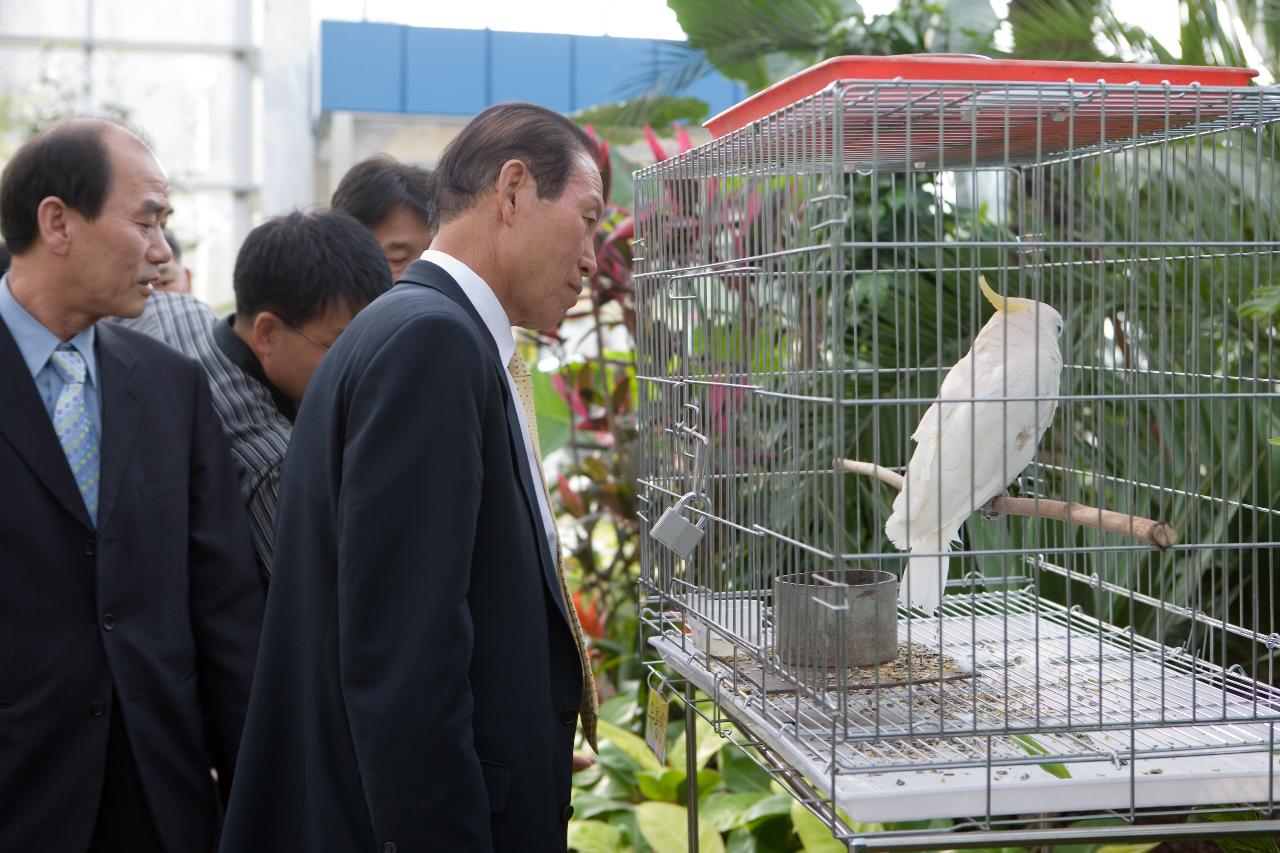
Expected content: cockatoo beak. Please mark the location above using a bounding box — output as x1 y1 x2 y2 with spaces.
979 275 1029 314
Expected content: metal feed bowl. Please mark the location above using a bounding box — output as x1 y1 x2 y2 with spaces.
772 569 898 669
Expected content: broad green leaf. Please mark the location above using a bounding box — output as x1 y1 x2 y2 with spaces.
1241 284 1280 320
666 733 684 771
610 808 652 853
1095 845 1160 853
725 827 758 853
1270 437 1280 446
695 769 723 797
572 760 603 788
568 819 625 853
1190 810 1280 853
1012 734 1072 779
638 769 685 803
599 718 665 772
634 801 726 853
741 794 792 825
600 694 641 726
720 746 773 793
593 765 640 800
1215 838 1280 853
530 359 571 458
789 800 845 853
572 792 631 821
698 792 769 832
668 711 721 772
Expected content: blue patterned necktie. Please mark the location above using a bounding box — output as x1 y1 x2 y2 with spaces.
49 345 100 526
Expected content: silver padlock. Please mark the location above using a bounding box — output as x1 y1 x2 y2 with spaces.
649 492 709 561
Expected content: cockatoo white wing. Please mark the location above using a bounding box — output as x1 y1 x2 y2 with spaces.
885 349 977 551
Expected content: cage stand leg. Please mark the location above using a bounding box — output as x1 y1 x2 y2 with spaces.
684 682 699 853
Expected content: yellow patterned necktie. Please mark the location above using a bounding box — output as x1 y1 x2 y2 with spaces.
507 352 599 750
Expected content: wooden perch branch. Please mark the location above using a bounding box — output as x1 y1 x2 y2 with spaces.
839 458 1179 550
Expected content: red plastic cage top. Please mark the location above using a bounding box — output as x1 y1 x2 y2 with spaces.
705 55 1257 137
700 56 1260 169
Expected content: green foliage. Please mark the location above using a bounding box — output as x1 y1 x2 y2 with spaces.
788 801 847 852
644 0 1000 98
1240 284 1280 320
1011 734 1073 779
1191 808 1280 853
636 801 727 853
567 819 625 853
573 97 711 141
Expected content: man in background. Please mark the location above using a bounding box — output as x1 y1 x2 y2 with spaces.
153 227 192 293
0 118 262 852
122 210 391 574
331 154 435 280
220 102 601 853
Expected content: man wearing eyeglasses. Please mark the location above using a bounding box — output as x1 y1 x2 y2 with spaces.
123 210 391 576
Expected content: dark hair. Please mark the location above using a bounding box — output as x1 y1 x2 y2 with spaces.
331 155 436 233
162 228 183 263
0 120 115 255
433 102 599 225
233 210 392 326
0 244 10 277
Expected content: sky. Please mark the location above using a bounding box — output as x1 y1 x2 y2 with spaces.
313 0 1185 52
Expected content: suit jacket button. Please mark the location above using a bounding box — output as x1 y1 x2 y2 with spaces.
83 539 96 556
102 613 115 631
88 701 106 717
382 843 398 853
560 708 578 726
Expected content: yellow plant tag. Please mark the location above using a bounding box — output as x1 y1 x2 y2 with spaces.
644 686 670 765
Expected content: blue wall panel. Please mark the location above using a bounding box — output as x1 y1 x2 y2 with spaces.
573 36 656 110
320 20 404 113
490 32 573 112
320 21 747 120
404 27 487 116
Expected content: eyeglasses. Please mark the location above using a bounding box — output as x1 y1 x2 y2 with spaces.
285 324 331 352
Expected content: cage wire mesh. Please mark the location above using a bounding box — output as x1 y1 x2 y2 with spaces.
634 77 1280 848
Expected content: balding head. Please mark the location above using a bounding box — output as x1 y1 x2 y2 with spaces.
1 117 172 337
0 118 151 256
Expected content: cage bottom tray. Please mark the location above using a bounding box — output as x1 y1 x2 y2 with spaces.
650 589 1280 823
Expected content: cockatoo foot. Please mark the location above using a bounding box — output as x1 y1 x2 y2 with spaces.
981 496 1002 520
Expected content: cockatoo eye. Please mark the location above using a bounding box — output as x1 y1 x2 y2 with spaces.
1055 322 1063 336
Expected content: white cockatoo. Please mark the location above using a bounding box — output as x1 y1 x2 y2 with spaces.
885 276 1064 614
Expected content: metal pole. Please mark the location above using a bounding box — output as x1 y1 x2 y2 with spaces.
684 681 699 853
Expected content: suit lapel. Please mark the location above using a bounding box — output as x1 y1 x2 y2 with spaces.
0 317 94 529
94 324 146 533
498 387 572 626
399 262 572 628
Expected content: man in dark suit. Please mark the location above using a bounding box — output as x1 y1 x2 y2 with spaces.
0 119 263 852
220 103 604 852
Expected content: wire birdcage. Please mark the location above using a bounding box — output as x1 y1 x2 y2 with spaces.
634 64 1280 850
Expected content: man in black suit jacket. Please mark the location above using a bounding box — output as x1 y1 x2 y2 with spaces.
0 119 263 852
220 103 604 852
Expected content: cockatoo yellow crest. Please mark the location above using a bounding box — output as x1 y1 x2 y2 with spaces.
979 275 1030 314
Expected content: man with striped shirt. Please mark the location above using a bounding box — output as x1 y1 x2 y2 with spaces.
123 210 391 575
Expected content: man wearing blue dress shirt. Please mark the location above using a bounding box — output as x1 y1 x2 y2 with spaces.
0 118 263 852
